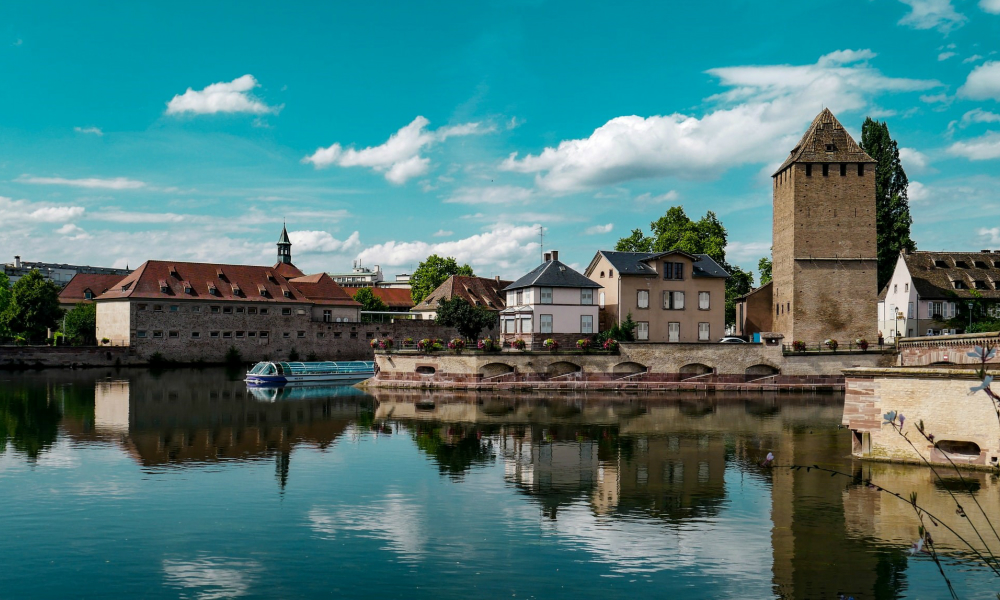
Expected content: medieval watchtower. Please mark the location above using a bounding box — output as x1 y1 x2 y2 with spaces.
771 109 877 343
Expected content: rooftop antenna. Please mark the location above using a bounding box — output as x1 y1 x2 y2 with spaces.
538 225 544 263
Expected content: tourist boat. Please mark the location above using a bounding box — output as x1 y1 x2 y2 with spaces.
245 361 375 386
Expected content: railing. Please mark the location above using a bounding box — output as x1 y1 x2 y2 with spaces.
374 339 618 354
359 311 420 323
781 340 890 354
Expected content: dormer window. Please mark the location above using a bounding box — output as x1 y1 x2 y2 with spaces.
208 282 218 296
120 281 133 292
231 283 242 297
975 260 988 268
825 143 835 152
84 289 93 300
168 265 178 278
181 281 193 294
281 287 292 298
158 279 170 293
955 261 969 269
953 280 967 289
258 284 268 296
975 280 989 290
216 268 226 280
265 271 276 283
934 260 948 268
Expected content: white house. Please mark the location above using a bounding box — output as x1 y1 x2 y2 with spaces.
500 251 601 349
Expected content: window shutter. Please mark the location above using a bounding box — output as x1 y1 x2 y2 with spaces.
675 291 684 310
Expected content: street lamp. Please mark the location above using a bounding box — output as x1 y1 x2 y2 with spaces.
968 301 975 330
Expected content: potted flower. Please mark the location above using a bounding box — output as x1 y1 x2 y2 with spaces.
792 340 806 352
603 339 620 353
478 338 499 352
370 338 380 349
543 338 559 352
825 338 839 351
856 338 869 352
101 337 110 346
511 339 527 351
576 339 592 352
416 338 433 352
447 338 466 353
404 337 414 349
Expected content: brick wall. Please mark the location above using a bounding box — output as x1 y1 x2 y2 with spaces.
0 345 135 368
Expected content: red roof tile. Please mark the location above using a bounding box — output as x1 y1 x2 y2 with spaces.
289 273 359 306
59 273 127 303
342 286 415 309
272 261 305 279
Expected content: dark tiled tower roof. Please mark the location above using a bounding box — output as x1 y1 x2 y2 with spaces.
773 108 876 175
277 224 292 265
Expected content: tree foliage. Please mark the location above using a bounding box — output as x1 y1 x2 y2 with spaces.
352 287 388 312
1 270 63 341
410 255 475 305
595 312 637 344
435 297 497 340
758 257 772 286
615 206 753 326
860 117 916 291
0 272 11 338
62 302 97 346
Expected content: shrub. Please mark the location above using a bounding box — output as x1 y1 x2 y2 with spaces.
289 348 300 361
603 339 620 352
824 339 838 351
543 338 559 351
511 339 526 351
225 345 242 365
856 338 869 351
792 340 806 352
148 352 166 366
576 339 592 351
100 337 110 346
306 352 318 361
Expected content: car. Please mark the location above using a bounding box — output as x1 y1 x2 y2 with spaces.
718 337 747 343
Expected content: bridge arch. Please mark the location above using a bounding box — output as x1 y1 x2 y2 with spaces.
547 361 582 377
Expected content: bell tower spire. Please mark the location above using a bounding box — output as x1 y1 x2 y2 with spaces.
277 222 292 265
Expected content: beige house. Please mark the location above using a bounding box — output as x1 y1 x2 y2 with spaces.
584 250 728 343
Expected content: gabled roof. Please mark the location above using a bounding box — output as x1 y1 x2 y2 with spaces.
414 275 513 311
342 286 415 309
900 251 1000 300
504 259 601 291
587 250 730 279
773 108 875 175
95 260 358 306
59 273 126 303
272 261 304 278
735 280 772 302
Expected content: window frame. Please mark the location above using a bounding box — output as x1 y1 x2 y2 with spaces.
698 291 710 310
581 314 593 334
580 288 593 305
698 322 710 341
540 287 553 304
539 314 553 334
637 321 649 341
637 289 649 309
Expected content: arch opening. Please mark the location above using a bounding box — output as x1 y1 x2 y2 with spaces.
547 361 582 377
679 363 713 377
745 364 780 376
480 363 514 378
613 361 647 375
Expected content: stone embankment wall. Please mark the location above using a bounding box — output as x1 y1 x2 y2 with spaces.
0 345 136 369
369 342 893 391
897 331 1000 367
843 367 1000 469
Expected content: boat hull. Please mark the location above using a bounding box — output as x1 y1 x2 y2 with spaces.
245 372 374 386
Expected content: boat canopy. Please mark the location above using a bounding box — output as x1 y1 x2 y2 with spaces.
248 361 374 376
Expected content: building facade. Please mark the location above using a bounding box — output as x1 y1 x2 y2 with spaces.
734 282 773 341
770 108 878 344
584 250 728 343
4 255 131 287
878 250 1000 340
500 251 600 348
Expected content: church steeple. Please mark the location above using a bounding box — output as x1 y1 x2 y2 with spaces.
277 223 292 265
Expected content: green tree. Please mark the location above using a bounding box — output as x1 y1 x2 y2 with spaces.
860 117 917 291
410 255 474 305
63 302 97 346
352 287 388 312
0 272 11 338
615 206 753 326
758 257 772 286
1 270 63 342
435 297 497 340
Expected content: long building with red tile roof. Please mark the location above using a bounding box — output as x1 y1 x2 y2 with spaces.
59 273 127 310
342 286 415 311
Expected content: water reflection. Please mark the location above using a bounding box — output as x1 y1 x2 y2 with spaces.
1 371 997 598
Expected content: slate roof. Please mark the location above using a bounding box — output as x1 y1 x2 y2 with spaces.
278 225 291 245
414 275 512 311
59 273 127 304
342 286 415 309
773 108 875 175
505 259 602 291
587 250 730 279
901 251 1000 300
96 260 359 306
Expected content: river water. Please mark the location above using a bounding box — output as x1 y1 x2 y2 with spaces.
1 367 997 599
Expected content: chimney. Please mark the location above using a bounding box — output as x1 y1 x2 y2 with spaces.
551 250 559 261
14 255 21 269
495 275 500 282
543 252 552 262
982 250 992 254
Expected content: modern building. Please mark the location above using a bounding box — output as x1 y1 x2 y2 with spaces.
95 226 362 360
584 250 729 342
4 255 131 287
500 251 600 348
877 250 1000 340
58 273 127 312
752 108 878 344
411 275 511 320
329 263 412 289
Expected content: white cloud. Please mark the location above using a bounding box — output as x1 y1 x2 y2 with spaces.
584 223 613 235
165 75 280 116
501 50 939 191
897 0 966 33
89 209 186 223
725 241 772 263
964 54 985 63
303 117 493 184
17 175 146 189
55 223 92 240
432 229 453 237
920 93 951 103
947 131 1000 160
959 61 1000 100
162 557 261 600
287 230 361 254
981 0 1000 13
308 494 425 561
908 181 930 203
898 147 930 172
635 190 679 204
0 196 84 223
980 227 1000 245
356 224 540 271
444 185 533 204
74 126 103 136
938 52 956 61
957 108 1000 128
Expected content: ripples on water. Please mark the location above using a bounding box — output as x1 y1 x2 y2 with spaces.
0 368 996 599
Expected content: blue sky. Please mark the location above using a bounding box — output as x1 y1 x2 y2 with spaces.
2 0 1000 280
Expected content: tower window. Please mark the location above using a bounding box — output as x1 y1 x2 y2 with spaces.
805 164 812 177
825 143 835 152
840 163 847 176
822 164 829 176
858 164 865 176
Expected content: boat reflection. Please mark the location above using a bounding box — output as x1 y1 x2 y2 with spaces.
246 381 369 403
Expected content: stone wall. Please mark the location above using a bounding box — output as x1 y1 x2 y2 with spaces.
897 331 1000 367
0 345 135 368
843 367 1000 468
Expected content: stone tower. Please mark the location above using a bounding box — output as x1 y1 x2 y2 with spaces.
277 224 292 265
771 109 877 343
